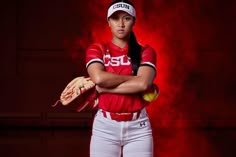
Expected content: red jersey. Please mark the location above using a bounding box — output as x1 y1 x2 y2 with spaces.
86 41 156 113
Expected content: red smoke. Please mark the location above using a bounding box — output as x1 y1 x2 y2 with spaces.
64 0 236 156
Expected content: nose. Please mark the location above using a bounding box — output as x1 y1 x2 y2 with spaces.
118 18 125 27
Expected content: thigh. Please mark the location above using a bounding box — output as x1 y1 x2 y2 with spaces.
122 136 153 157
90 111 122 157
90 135 121 157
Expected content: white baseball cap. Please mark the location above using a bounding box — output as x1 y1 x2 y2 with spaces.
107 2 136 19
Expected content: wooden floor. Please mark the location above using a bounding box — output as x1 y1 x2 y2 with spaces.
0 127 235 157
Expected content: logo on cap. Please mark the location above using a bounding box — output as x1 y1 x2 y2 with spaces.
113 3 130 10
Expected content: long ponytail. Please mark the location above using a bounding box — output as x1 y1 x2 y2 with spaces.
129 31 142 75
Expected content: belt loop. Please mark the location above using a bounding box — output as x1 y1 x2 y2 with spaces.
132 112 137 120
106 112 112 119
136 110 141 119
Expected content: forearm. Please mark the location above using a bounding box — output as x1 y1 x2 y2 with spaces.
96 77 142 94
87 63 134 88
97 76 152 94
93 70 134 88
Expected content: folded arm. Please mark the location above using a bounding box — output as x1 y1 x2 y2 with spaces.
87 62 135 88
95 65 156 94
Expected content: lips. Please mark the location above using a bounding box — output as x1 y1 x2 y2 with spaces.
117 29 125 33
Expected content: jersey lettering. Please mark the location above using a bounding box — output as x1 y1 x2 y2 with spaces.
104 54 131 66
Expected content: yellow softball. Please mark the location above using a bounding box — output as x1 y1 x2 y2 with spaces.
143 92 158 102
142 84 159 102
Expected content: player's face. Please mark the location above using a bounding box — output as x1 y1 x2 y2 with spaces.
108 11 135 40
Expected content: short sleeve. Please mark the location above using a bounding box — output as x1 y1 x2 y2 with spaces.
140 44 157 71
85 43 104 69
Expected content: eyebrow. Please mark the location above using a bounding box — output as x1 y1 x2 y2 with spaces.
111 13 132 18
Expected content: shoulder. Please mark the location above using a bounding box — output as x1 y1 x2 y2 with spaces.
141 44 156 52
85 42 109 64
140 44 157 58
87 42 108 52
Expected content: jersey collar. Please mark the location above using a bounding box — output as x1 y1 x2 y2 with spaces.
109 41 129 53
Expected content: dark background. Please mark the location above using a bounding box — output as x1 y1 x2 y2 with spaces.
0 0 235 157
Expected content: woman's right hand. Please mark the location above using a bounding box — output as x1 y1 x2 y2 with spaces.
96 85 104 93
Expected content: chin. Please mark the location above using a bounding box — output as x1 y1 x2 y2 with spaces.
116 34 128 39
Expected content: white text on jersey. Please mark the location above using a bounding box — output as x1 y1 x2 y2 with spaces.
104 54 131 66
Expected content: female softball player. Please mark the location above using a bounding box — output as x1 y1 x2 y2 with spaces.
86 0 157 156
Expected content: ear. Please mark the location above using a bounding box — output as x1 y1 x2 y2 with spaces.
108 20 111 27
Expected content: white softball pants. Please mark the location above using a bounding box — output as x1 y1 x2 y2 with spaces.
90 108 153 157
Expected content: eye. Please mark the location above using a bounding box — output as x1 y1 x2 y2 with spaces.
110 14 119 20
124 16 132 21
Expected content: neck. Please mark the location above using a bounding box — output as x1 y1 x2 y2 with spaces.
111 37 129 48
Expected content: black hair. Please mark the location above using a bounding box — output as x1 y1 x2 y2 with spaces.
129 31 142 75
108 0 142 75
